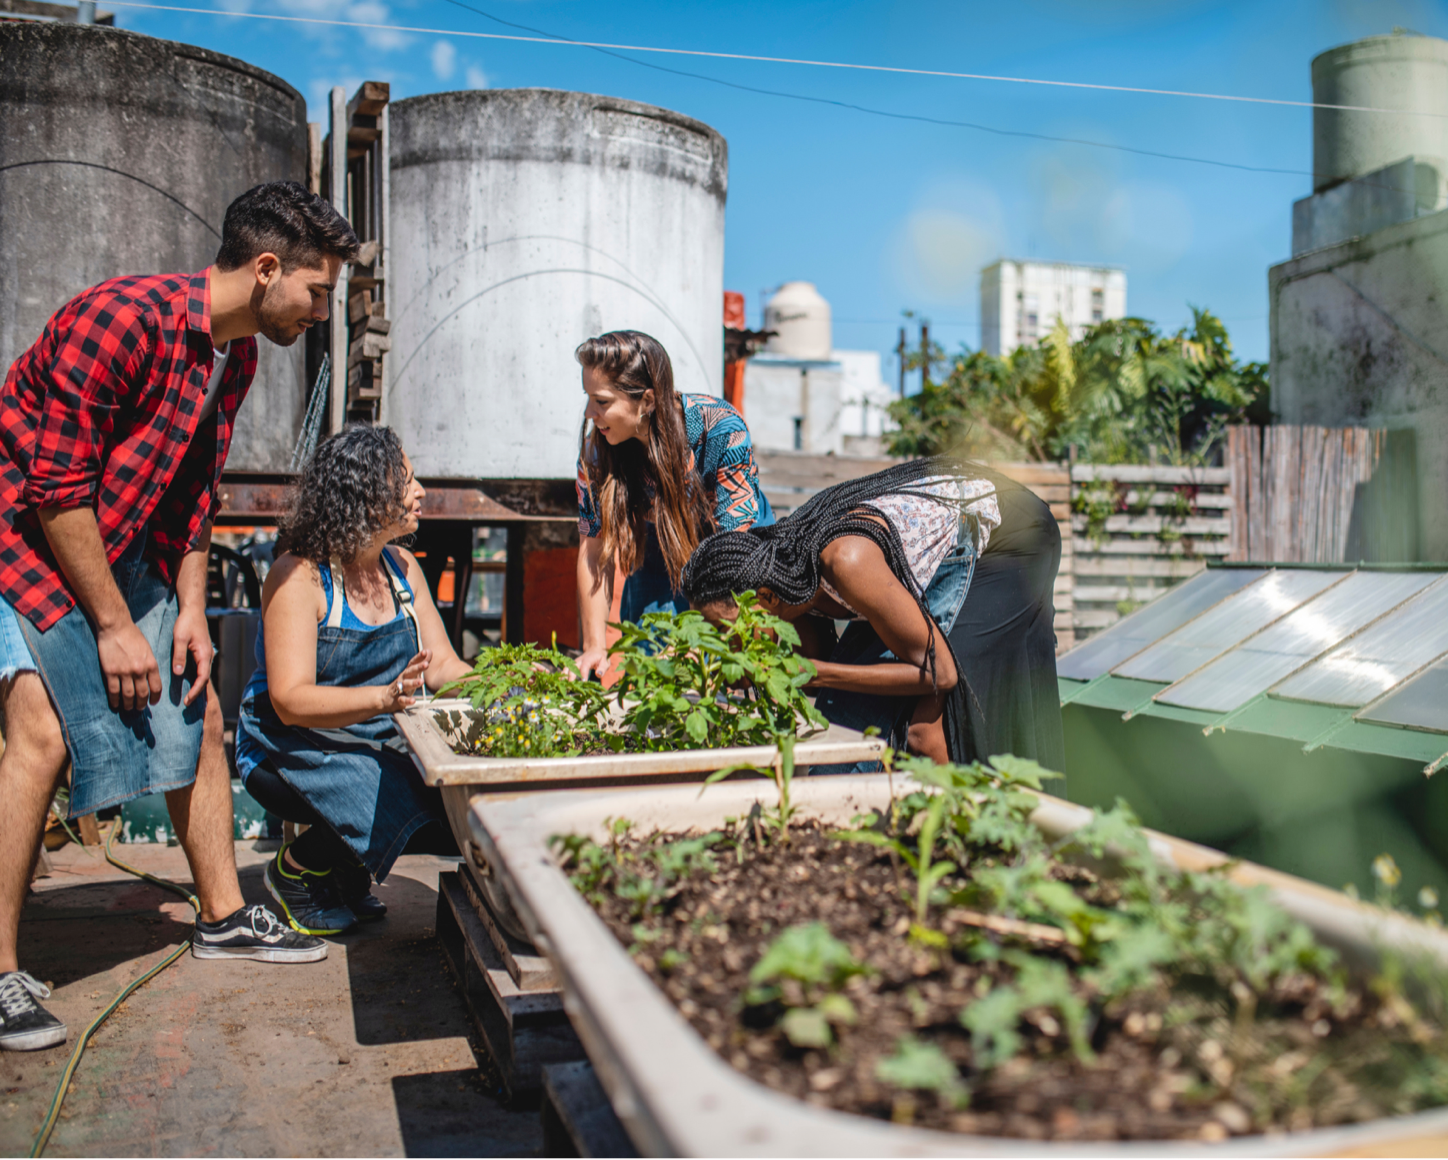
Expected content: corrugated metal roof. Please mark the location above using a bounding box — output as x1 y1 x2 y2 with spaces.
1056 564 1448 768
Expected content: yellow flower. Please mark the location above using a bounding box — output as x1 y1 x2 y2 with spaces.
1372 854 1402 889
1419 886 1439 910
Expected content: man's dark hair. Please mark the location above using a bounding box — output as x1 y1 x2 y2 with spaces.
215 181 360 272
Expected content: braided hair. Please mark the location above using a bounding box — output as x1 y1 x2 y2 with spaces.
682 456 994 762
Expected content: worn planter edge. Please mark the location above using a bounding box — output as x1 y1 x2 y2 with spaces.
395 698 885 787
469 776 1448 1158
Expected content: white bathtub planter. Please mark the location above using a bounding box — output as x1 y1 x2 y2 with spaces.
466 775 1448 1158
396 698 883 941
394 698 885 790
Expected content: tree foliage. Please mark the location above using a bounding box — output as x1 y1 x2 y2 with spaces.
885 308 1270 465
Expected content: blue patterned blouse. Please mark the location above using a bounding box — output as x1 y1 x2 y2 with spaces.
575 393 774 541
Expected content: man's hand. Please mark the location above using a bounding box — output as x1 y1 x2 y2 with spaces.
171 607 213 707
98 620 162 711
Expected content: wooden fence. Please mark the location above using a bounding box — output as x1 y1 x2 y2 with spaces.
1226 425 1417 563
758 423 1413 650
1068 463 1232 638
755 451 1075 650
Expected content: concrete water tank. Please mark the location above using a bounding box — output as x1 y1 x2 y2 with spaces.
385 89 727 481
764 281 832 360
0 23 309 472
1312 34 1448 192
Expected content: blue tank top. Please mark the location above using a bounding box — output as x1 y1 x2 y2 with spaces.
241 549 415 699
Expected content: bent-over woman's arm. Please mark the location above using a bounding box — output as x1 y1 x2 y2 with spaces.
804 536 958 697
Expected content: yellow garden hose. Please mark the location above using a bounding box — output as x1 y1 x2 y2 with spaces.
29 823 199 1157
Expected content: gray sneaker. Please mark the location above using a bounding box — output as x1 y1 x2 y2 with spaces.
192 904 328 963
0 971 66 1051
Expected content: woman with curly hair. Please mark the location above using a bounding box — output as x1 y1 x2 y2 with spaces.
575 330 773 679
234 425 473 935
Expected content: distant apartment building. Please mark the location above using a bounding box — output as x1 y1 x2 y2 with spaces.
979 260 1127 355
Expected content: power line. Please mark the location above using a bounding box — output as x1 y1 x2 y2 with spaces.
93 0 1331 184
431 0 1315 180
103 0 1448 118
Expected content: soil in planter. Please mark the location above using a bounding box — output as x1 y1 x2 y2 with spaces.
568 805 1448 1144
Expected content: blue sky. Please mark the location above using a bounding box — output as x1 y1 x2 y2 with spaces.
115 0 1448 374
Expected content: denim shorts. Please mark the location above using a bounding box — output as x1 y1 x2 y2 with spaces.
0 593 36 683
17 535 205 818
811 511 981 773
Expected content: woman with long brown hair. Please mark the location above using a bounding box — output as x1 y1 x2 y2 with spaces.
575 330 773 680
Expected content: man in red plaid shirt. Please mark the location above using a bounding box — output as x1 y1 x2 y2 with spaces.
0 182 358 1050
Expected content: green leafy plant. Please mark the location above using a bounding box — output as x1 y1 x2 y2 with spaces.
875 1035 969 1110
566 757 1448 1134
887 308 1270 466
551 825 722 922
611 593 824 751
439 637 610 758
747 922 867 1048
443 594 824 759
702 732 801 843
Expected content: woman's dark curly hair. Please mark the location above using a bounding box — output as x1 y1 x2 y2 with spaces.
277 424 411 564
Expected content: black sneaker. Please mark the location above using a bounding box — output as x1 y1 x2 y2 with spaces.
0 972 66 1051
336 860 387 922
192 904 329 962
263 848 357 935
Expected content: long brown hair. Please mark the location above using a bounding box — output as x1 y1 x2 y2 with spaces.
577 331 711 588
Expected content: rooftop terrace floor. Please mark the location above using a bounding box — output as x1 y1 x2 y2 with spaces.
1 839 542 1157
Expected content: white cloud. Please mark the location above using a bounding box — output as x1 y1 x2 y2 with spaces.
431 39 456 81
465 63 489 89
889 180 1004 302
347 0 409 52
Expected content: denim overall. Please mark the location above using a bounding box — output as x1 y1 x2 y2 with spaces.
236 550 446 881
811 507 981 774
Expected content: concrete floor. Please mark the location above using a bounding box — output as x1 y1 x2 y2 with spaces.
1 839 544 1157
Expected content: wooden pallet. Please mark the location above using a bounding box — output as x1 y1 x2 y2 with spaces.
435 871 584 1102
325 80 391 424
540 1061 638 1158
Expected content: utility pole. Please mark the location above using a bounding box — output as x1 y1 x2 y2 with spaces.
919 322 930 392
895 326 907 396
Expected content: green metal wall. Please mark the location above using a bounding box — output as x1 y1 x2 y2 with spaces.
1062 700 1448 903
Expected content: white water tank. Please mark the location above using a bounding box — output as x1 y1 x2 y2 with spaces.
764 281 832 360
385 89 727 480
1312 34 1448 192
0 23 308 472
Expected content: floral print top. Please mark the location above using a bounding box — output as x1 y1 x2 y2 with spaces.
818 475 1001 616
576 393 772 542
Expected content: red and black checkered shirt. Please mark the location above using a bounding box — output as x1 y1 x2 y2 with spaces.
0 270 257 631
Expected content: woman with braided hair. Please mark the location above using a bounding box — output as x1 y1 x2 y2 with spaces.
682 459 1064 770
575 331 773 680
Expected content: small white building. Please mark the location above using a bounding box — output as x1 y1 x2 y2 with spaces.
979 260 1127 355
743 282 895 455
